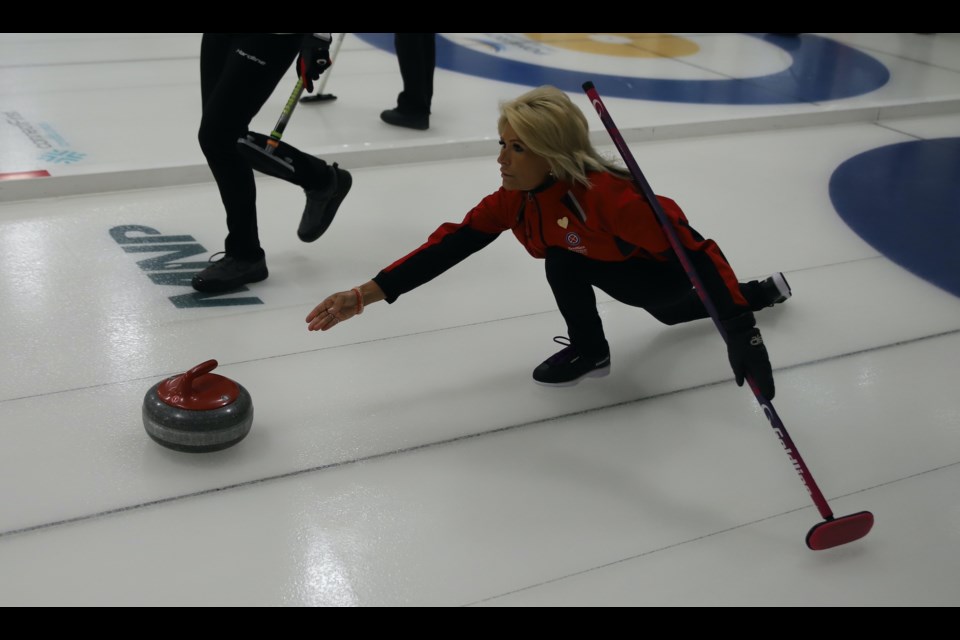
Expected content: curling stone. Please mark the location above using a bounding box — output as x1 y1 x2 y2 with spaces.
142 360 253 453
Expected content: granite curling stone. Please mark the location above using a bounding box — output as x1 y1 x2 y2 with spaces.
142 359 253 452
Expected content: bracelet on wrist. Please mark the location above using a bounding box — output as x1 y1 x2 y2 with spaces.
352 287 364 315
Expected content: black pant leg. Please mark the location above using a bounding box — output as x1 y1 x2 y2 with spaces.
198 33 299 259
543 248 609 357
580 251 708 325
545 247 714 354
394 33 435 115
645 276 768 323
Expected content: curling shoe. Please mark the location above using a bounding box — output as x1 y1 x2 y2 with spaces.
758 272 792 306
299 163 352 243
533 337 611 387
191 253 268 293
380 108 430 131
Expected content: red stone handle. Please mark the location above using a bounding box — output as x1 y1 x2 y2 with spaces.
158 359 239 410
172 359 219 396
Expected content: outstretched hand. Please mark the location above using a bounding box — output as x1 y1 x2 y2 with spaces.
306 290 359 331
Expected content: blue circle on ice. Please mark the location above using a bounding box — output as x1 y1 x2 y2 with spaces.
830 138 960 298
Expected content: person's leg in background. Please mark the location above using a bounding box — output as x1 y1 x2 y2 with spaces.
380 33 436 131
195 33 353 292
194 33 299 292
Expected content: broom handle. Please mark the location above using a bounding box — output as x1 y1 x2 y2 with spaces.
268 77 306 145
582 81 835 520
312 32 346 96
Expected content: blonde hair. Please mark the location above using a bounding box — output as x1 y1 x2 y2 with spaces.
498 85 627 188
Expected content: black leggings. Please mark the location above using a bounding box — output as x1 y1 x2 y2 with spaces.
198 33 300 260
544 247 766 357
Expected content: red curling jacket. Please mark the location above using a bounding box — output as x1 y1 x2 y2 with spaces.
373 171 750 319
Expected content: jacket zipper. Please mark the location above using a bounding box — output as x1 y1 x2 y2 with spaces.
529 192 548 250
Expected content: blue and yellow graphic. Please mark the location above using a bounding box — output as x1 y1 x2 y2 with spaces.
356 33 889 104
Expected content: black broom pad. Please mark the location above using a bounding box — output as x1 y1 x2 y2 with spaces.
236 132 318 185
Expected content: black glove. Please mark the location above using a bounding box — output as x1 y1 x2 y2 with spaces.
297 33 333 92
722 312 776 400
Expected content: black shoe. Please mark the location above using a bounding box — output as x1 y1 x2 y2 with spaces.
757 272 792 307
380 108 429 131
191 253 268 293
533 337 611 387
299 163 352 243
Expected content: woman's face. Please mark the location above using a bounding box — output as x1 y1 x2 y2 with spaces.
498 122 552 191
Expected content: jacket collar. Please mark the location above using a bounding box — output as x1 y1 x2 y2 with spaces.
525 174 560 195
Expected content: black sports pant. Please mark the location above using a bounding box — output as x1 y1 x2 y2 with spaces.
394 33 436 115
198 33 300 260
544 247 766 357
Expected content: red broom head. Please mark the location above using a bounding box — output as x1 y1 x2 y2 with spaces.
806 511 874 550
